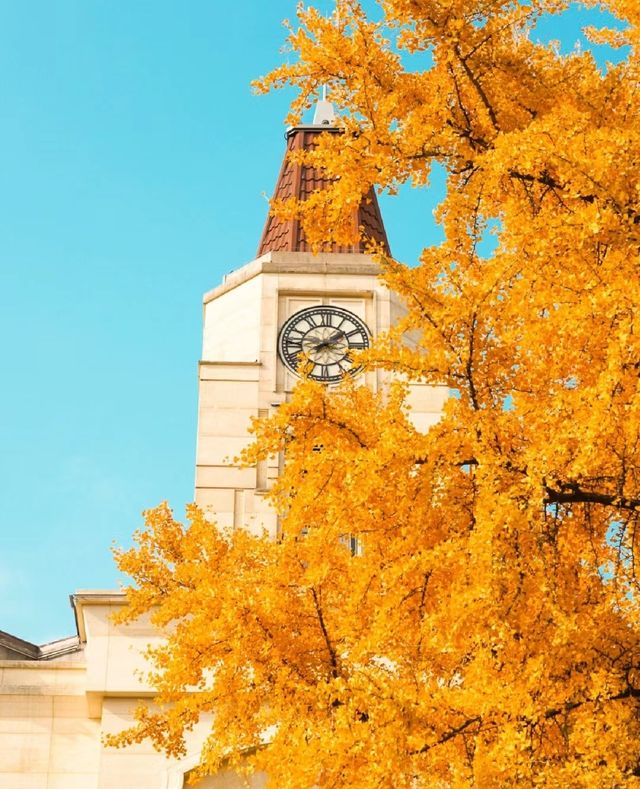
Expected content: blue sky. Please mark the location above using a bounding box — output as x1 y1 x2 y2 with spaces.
0 1 627 643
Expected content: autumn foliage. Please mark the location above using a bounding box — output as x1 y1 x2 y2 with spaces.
111 0 640 785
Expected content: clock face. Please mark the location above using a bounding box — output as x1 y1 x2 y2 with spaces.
278 306 371 383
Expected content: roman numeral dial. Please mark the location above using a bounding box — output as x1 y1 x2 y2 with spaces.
278 306 371 383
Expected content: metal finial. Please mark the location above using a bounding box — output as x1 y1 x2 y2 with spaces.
313 87 336 125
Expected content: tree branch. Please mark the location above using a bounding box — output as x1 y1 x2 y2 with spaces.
311 587 340 679
545 483 640 512
454 44 500 132
413 716 482 754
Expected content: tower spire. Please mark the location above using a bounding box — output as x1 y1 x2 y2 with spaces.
257 96 391 257
313 86 336 125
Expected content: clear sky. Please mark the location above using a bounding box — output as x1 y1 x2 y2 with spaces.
0 1 627 643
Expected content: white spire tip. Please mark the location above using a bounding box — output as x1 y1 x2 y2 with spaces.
313 98 336 126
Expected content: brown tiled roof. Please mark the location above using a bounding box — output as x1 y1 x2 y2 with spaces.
258 126 391 256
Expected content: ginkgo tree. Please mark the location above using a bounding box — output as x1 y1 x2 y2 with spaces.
109 0 640 785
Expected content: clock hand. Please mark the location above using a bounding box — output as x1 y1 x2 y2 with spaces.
326 330 345 345
314 331 345 351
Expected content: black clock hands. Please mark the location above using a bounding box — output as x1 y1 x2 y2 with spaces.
312 330 345 352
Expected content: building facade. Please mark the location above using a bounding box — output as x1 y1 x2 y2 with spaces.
0 107 446 788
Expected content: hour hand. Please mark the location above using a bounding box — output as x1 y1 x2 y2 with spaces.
315 336 340 351
315 331 344 350
308 334 329 351
326 330 345 346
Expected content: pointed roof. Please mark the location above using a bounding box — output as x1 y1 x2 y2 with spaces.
257 110 391 257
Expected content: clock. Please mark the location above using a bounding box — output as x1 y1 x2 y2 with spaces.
278 305 371 383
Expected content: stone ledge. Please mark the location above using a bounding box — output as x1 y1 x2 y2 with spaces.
203 251 381 303
0 631 81 662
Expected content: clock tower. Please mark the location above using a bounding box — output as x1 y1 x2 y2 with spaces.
194 102 446 534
